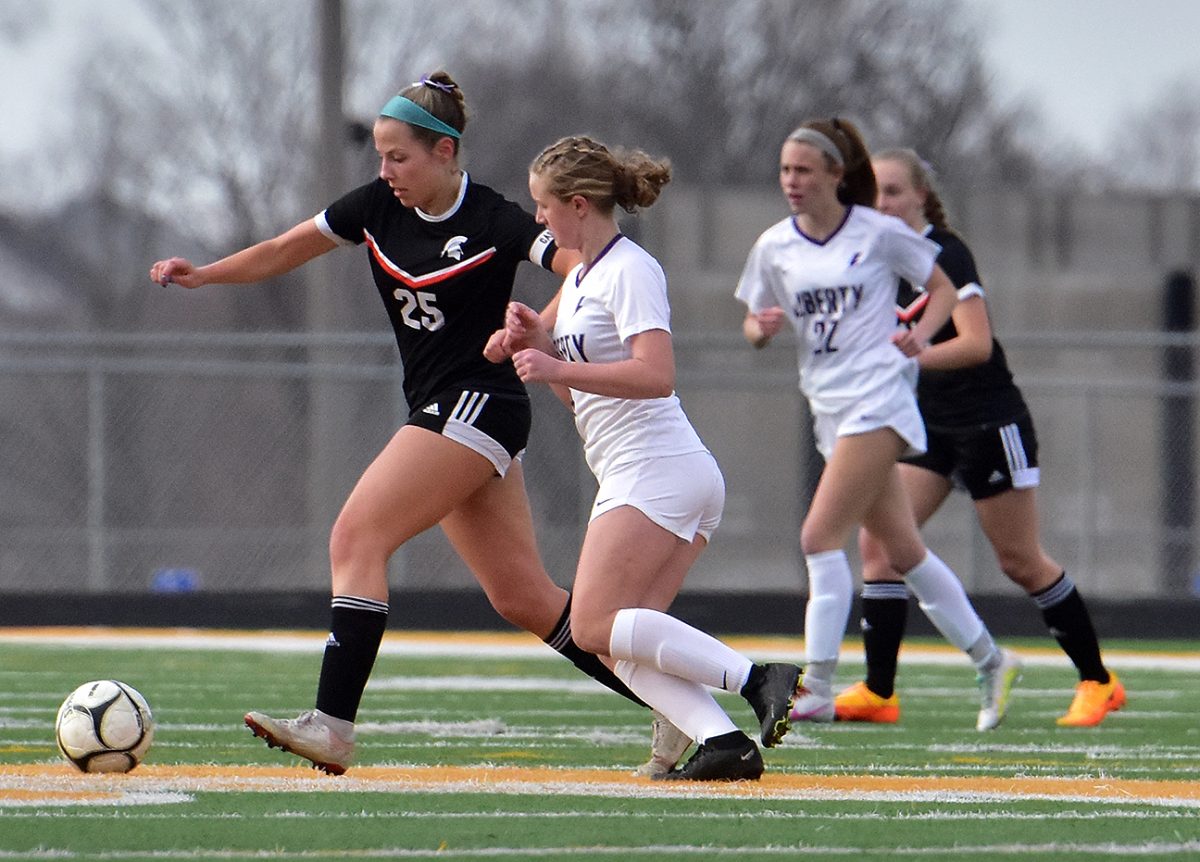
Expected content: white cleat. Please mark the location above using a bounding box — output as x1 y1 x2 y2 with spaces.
976 649 1023 731
634 710 692 777
244 709 355 775
789 686 835 723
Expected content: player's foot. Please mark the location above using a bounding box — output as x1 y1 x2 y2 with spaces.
1057 672 1126 727
976 648 1022 731
790 684 835 723
834 680 900 723
741 662 802 747
633 710 692 777
244 709 354 775
654 732 763 782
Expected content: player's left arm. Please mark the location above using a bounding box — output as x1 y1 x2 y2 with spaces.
892 263 957 356
513 328 675 400
915 294 993 371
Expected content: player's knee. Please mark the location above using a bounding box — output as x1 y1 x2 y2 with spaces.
567 609 611 656
328 512 381 572
800 523 834 557
857 529 892 578
996 550 1056 592
488 589 540 630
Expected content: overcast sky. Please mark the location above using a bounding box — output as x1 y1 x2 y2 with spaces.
3 1 1200 162
962 0 1200 153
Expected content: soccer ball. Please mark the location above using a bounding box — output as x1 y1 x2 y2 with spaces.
55 680 155 773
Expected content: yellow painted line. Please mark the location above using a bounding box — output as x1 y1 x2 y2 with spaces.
2 763 1197 805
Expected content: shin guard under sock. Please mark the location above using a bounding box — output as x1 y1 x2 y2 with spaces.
861 581 909 699
315 595 389 723
1033 573 1109 683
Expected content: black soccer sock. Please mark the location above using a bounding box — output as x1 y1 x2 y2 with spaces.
544 594 647 708
861 581 909 699
1032 572 1109 683
315 595 389 723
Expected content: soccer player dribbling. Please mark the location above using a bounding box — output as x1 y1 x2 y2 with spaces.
150 72 664 774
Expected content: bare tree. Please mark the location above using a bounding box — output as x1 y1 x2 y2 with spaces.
592 0 1038 188
1106 74 1200 192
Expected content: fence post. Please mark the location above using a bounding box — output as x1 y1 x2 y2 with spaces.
1161 270 1195 595
87 367 108 591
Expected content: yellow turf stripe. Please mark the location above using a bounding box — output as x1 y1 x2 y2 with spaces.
3 763 1198 804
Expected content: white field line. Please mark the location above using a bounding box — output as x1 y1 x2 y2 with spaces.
0 628 1198 671
0 841 1199 858
0 808 1196 821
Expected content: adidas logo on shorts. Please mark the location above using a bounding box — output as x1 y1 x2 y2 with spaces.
422 403 440 416
988 470 1005 484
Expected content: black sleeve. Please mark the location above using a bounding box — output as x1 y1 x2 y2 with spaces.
934 230 981 289
321 181 382 245
493 197 559 271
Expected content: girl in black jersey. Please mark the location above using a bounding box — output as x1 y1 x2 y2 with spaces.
149 71 649 774
836 148 1124 728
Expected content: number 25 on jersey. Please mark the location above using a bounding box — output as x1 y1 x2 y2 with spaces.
392 288 446 331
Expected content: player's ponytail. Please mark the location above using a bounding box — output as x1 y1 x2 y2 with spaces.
532 136 671 214
789 117 876 207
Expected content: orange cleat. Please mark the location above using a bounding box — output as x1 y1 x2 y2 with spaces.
833 680 900 723
1056 672 1126 727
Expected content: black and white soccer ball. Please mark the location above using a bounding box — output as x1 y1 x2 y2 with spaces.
55 680 155 773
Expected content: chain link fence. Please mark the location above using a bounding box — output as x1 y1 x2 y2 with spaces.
1 327 1196 600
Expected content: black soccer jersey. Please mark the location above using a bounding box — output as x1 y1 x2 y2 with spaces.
896 226 1027 429
319 175 557 409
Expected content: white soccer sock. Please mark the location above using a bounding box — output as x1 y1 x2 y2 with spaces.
613 660 738 744
608 608 753 693
904 550 986 652
803 550 854 667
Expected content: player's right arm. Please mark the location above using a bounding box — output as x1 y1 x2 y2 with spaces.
149 219 337 288
742 307 787 349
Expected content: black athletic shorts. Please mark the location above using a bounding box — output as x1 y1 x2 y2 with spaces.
406 389 531 477
902 412 1040 500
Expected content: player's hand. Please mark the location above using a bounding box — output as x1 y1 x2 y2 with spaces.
483 328 512 363
502 301 555 355
755 307 787 339
149 257 202 289
890 329 927 358
511 347 562 384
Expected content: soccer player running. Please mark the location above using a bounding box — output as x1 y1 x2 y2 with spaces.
736 118 1021 731
491 135 801 781
835 148 1124 727
148 72 658 774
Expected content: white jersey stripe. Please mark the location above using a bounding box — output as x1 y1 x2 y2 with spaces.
363 229 496 287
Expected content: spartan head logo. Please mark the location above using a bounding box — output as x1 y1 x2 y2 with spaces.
441 235 468 261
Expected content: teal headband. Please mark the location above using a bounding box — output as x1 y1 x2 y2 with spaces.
379 95 461 140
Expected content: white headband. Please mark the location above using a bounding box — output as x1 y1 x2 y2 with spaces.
787 128 844 166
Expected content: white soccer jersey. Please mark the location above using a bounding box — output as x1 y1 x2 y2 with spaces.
735 206 940 414
552 236 708 478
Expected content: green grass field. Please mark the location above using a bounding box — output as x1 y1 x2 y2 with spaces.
1 628 1198 861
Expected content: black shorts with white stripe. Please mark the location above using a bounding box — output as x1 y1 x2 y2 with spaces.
406 388 531 477
903 412 1040 501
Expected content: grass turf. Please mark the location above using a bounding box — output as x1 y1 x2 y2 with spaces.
0 629 1197 860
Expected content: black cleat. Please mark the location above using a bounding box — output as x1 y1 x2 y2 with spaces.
741 662 802 747
653 733 763 782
